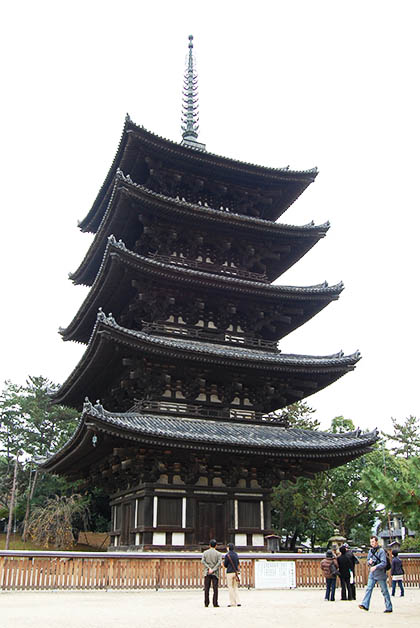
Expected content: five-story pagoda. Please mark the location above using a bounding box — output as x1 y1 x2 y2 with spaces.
43 37 378 550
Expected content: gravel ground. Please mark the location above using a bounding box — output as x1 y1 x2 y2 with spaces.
1 587 419 628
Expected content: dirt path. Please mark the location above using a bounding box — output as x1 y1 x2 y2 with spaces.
1 587 419 628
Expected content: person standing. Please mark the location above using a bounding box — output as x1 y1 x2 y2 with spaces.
320 550 339 601
391 549 405 597
224 543 241 607
359 535 393 613
337 545 354 600
202 539 222 607
343 542 359 600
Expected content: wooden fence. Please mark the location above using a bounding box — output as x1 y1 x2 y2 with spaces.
0 551 419 591
295 555 420 588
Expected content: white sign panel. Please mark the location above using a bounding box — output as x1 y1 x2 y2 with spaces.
254 560 296 589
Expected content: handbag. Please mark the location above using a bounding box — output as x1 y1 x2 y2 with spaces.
329 562 339 577
227 552 240 584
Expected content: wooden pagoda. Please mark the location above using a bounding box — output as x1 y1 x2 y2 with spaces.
43 37 377 550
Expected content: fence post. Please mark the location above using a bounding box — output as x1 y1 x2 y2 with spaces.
0 556 4 590
155 559 161 591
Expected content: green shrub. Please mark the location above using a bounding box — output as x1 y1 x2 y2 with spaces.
400 536 420 552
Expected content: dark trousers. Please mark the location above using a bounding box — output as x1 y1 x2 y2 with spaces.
325 577 336 601
340 576 354 600
204 574 219 607
391 580 404 596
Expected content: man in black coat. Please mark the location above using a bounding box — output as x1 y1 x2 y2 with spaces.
344 542 359 599
337 545 354 600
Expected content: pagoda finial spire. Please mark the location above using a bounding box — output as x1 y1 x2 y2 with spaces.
181 35 206 151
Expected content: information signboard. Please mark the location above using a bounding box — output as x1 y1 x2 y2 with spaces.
254 560 296 588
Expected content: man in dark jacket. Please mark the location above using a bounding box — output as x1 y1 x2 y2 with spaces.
337 545 354 600
344 542 359 599
224 543 241 607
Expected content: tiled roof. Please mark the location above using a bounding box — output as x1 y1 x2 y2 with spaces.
91 312 360 368
124 117 318 178
96 235 343 295
41 400 378 470
71 171 329 286
78 116 318 232
53 312 360 411
61 235 343 342
92 411 378 452
115 171 327 234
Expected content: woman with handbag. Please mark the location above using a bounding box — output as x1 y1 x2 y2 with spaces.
224 543 241 607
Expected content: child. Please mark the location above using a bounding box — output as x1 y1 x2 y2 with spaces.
391 549 404 597
321 550 339 601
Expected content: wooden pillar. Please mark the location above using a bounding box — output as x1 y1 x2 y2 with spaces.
143 492 154 545
227 497 235 543
264 495 272 531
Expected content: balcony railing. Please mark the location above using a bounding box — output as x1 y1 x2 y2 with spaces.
141 321 279 351
148 253 269 283
130 400 288 426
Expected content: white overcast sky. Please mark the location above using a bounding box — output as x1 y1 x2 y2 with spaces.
1 0 419 433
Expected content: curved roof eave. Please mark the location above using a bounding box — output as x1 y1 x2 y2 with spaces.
61 237 343 343
53 312 361 408
78 116 132 233
118 171 328 234
124 117 318 180
71 172 329 286
78 116 318 233
41 405 378 474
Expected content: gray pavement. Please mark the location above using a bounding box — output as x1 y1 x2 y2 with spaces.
1 587 419 628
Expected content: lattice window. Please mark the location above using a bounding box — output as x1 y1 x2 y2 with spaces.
157 497 182 527
238 501 260 528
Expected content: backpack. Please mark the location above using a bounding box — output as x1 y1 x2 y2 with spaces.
372 547 391 570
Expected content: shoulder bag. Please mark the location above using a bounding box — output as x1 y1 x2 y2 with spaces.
227 553 240 584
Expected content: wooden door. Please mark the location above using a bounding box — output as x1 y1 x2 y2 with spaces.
197 501 225 545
